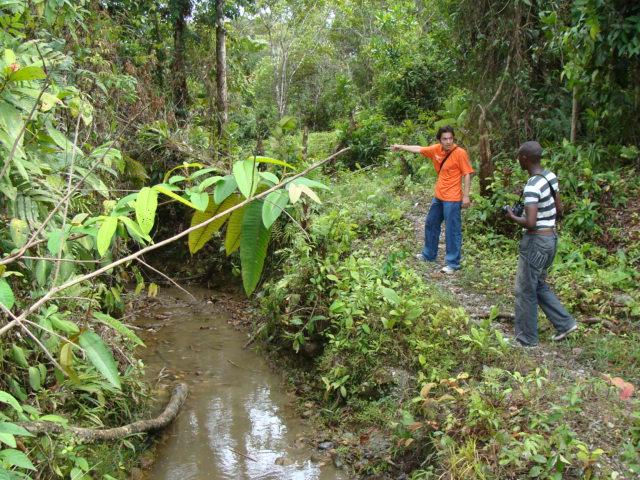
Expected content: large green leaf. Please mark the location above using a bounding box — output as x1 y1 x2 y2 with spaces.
8 219 28 248
92 312 145 347
78 331 121 389
45 125 82 155
162 162 205 183
0 432 16 448
28 367 41 391
290 177 330 190
259 171 280 185
35 260 50 287
0 448 36 470
11 345 27 368
46 228 65 256
153 184 198 209
213 175 238 204
0 423 33 438
196 175 223 192
252 156 296 170
0 449 36 470
50 315 80 335
0 392 22 413
96 217 118 256
189 191 209 211
233 159 259 199
59 342 78 381
382 287 400 305
0 279 14 310
240 201 271 296
119 216 152 245
135 187 158 235
262 190 289 228
9 65 46 82
189 194 240 254
288 183 303 204
224 207 245 255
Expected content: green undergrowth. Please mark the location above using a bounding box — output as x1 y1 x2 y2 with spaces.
257 164 639 479
0 334 150 478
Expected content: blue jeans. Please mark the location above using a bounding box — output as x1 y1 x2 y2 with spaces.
422 198 462 269
514 233 575 346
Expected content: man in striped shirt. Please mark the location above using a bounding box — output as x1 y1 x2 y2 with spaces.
505 141 577 347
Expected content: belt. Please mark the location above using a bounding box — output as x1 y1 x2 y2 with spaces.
526 228 555 235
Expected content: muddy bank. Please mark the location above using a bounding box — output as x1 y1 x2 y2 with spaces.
133 287 346 479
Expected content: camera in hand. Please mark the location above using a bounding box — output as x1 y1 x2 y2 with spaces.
501 202 524 217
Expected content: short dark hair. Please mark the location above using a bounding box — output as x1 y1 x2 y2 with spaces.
517 141 542 163
436 125 455 140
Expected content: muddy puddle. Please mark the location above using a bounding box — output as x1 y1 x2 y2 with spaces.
136 287 346 480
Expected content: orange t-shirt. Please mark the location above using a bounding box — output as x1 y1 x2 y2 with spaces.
419 144 474 201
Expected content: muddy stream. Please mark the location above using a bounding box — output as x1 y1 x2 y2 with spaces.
135 287 346 480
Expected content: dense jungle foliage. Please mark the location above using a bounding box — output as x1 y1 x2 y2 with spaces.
0 0 638 478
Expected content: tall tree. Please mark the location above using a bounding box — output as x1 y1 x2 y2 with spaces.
258 0 329 118
215 0 229 140
171 0 192 121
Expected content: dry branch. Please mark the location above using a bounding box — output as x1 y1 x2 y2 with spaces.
0 147 350 337
21 383 188 442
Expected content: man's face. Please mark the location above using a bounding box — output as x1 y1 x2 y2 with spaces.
439 132 454 151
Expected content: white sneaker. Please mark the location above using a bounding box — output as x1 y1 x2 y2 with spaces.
440 266 456 274
552 324 578 341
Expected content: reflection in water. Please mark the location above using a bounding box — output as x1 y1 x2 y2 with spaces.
138 289 344 480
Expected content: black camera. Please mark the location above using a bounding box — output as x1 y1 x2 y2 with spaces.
502 202 524 217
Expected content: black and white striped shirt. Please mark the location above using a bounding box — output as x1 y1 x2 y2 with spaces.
523 169 559 229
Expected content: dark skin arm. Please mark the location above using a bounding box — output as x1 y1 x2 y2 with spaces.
506 203 538 229
554 192 563 218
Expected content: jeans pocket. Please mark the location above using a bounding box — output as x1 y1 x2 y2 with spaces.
528 250 548 269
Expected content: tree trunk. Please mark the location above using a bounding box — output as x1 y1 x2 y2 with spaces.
570 86 579 143
171 0 191 122
302 125 308 161
215 0 228 141
153 9 165 89
477 106 493 197
256 136 265 156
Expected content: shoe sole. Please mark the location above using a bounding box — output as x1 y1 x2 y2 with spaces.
552 325 578 341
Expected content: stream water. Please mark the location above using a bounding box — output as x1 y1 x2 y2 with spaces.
136 287 345 480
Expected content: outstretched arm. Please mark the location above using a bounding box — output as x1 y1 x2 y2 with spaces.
391 144 423 154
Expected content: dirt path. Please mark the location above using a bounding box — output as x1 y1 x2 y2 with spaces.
407 198 636 478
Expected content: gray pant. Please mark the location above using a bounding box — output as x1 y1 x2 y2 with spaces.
515 233 575 346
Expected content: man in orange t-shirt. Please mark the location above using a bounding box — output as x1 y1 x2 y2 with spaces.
391 126 474 273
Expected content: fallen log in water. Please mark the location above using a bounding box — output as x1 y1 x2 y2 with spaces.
21 383 188 442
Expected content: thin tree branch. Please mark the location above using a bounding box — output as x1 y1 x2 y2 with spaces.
19 323 64 372
52 114 83 287
21 318 73 345
21 256 102 264
0 148 350 336
135 257 195 300
0 106 148 267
